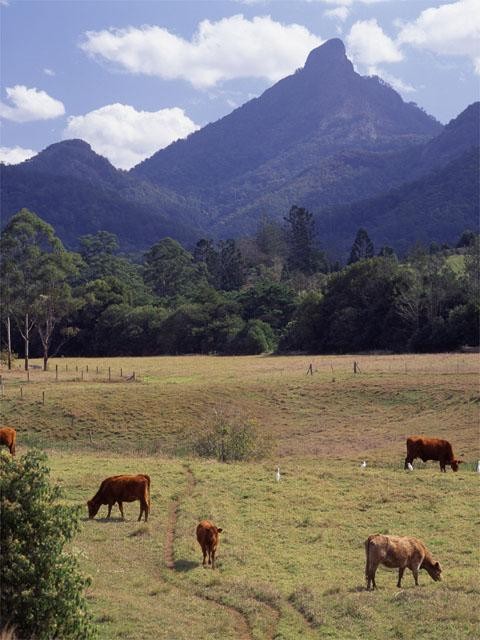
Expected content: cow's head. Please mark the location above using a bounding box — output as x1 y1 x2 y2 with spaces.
426 561 442 582
422 558 442 581
451 459 464 472
87 499 100 519
212 527 223 548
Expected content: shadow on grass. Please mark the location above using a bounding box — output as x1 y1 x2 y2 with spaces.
174 559 198 572
348 585 367 593
81 516 125 523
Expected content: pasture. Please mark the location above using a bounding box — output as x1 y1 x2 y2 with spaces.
1 353 479 639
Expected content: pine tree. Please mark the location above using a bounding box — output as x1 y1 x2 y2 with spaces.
348 228 374 264
283 205 321 275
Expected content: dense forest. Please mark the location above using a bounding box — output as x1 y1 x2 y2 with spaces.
1 208 478 368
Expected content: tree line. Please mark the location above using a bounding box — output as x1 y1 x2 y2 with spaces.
1 208 478 368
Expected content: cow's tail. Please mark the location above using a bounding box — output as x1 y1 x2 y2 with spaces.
144 474 151 510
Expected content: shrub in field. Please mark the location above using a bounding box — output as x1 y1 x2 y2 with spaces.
227 319 277 354
0 450 95 640
193 410 270 462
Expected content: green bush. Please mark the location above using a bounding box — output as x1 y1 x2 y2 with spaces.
228 319 276 354
0 450 95 639
193 410 270 462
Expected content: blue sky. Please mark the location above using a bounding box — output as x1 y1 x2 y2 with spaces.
1 0 478 168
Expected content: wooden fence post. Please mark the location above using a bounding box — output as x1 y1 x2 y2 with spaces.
108 367 111 382
42 391 45 405
20 386 23 399
120 367 123 378
56 364 58 381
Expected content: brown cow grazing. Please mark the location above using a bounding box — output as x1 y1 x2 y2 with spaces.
87 474 151 521
196 520 223 569
405 436 463 472
365 534 442 590
0 427 16 456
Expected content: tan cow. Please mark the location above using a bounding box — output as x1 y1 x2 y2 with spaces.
196 520 223 569
87 474 151 521
0 427 16 456
365 534 442 590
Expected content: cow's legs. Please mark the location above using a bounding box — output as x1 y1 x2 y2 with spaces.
10 443 15 456
397 567 405 588
365 543 377 590
367 570 377 590
207 547 212 565
201 544 207 566
139 499 148 522
118 501 125 519
412 566 420 585
211 548 216 569
107 503 113 518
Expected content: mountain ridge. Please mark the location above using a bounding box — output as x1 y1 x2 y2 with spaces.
1 39 477 255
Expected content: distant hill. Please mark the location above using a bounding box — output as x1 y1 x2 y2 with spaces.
318 146 479 259
132 38 442 235
1 40 477 257
0 139 203 250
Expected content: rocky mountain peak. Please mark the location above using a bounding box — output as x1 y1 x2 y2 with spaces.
303 38 354 76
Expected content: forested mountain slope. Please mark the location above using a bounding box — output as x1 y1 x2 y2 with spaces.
1 140 203 250
132 38 442 234
317 146 479 259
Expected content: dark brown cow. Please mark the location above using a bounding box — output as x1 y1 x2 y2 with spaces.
405 436 463 472
365 534 442 590
0 427 16 456
87 474 151 521
196 520 223 569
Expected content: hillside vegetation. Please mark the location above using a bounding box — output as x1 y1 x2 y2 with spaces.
3 42 477 255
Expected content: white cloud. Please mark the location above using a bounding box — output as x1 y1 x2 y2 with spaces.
397 0 480 74
346 19 403 67
43 68 56 76
324 7 350 21
0 145 37 164
312 0 392 4
0 85 65 122
63 103 200 170
80 15 322 89
368 66 416 94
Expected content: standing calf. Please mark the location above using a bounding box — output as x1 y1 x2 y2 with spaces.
196 520 223 569
0 427 16 455
365 534 442 590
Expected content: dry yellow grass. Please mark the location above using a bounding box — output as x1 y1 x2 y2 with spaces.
1 353 478 463
2 353 479 639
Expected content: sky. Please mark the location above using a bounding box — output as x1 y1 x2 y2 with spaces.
1 0 479 169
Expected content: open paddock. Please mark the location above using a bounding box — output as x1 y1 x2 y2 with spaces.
1 353 478 460
1 353 479 639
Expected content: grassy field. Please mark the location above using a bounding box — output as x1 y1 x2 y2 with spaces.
1 353 479 639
